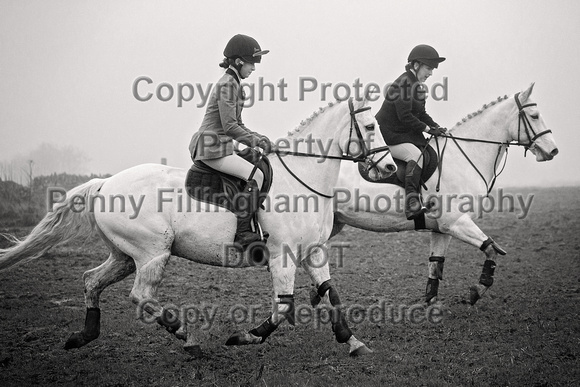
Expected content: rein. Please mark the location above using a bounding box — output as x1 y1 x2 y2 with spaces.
274 152 334 198
431 93 550 195
274 98 391 198
274 99 390 163
439 133 508 195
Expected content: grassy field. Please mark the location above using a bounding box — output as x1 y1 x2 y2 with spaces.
0 186 579 386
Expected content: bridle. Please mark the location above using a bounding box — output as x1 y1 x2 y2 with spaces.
345 98 393 175
514 92 552 154
273 97 392 198
430 93 552 195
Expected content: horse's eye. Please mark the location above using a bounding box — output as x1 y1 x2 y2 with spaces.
530 114 539 120
365 124 375 131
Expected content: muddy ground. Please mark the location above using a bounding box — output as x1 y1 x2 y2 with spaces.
0 186 579 386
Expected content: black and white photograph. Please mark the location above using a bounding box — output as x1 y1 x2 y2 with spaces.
0 1 578 385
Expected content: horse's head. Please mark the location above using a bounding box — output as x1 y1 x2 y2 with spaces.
510 83 559 161
343 98 397 179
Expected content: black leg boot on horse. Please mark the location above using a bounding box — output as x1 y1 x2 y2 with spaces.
404 160 427 220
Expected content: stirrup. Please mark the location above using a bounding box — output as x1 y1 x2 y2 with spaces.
405 197 427 220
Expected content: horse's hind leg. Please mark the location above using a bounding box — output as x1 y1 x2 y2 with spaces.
426 232 452 304
128 252 187 339
65 249 136 349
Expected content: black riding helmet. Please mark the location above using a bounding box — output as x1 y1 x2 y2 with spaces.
224 34 269 64
408 44 445 69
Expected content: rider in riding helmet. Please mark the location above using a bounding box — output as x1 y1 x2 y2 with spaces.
188 34 273 246
375 44 447 220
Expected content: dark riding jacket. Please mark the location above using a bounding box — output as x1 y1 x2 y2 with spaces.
376 70 439 148
189 68 265 160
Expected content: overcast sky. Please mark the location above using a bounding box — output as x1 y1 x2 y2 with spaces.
1 0 579 186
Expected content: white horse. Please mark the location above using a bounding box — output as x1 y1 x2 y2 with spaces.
330 84 558 305
0 98 396 357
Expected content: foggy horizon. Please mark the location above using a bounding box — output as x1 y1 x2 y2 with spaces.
1 0 579 188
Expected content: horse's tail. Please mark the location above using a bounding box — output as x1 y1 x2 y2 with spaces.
0 178 108 271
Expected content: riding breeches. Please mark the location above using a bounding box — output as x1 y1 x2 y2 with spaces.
201 153 265 190
390 143 424 166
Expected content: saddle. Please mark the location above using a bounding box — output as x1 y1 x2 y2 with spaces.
185 148 273 213
358 144 438 188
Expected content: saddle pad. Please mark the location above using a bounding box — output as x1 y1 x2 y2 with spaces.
185 148 273 212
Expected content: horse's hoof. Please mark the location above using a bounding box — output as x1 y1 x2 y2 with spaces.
310 288 322 307
225 331 247 346
225 331 261 346
64 331 87 350
184 344 203 358
349 345 373 357
469 286 481 305
175 326 187 341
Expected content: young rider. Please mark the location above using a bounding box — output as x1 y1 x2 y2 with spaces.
375 44 447 220
188 34 273 245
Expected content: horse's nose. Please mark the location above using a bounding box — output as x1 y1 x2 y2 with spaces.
550 148 559 157
387 164 397 172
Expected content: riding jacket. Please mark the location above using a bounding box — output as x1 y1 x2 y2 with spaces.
189 68 265 160
375 70 439 148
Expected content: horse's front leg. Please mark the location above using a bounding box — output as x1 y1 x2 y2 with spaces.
425 232 452 304
469 236 506 305
225 252 297 346
442 213 506 305
304 246 372 357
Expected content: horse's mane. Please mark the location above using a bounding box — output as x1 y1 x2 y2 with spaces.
451 94 510 130
287 100 341 137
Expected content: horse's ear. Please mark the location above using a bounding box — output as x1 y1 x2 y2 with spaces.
349 97 366 111
520 82 535 101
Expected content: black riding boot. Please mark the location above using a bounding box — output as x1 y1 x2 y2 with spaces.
404 160 427 220
235 214 261 246
234 179 262 246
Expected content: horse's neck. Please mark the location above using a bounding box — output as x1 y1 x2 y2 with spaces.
271 104 347 194
285 106 346 156
441 102 513 186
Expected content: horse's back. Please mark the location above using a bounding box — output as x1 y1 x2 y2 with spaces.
107 163 186 185
93 163 238 264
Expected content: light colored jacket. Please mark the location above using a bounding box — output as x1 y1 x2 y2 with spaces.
189 68 264 160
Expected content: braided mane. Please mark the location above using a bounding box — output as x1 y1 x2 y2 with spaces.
453 95 510 128
287 100 340 137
